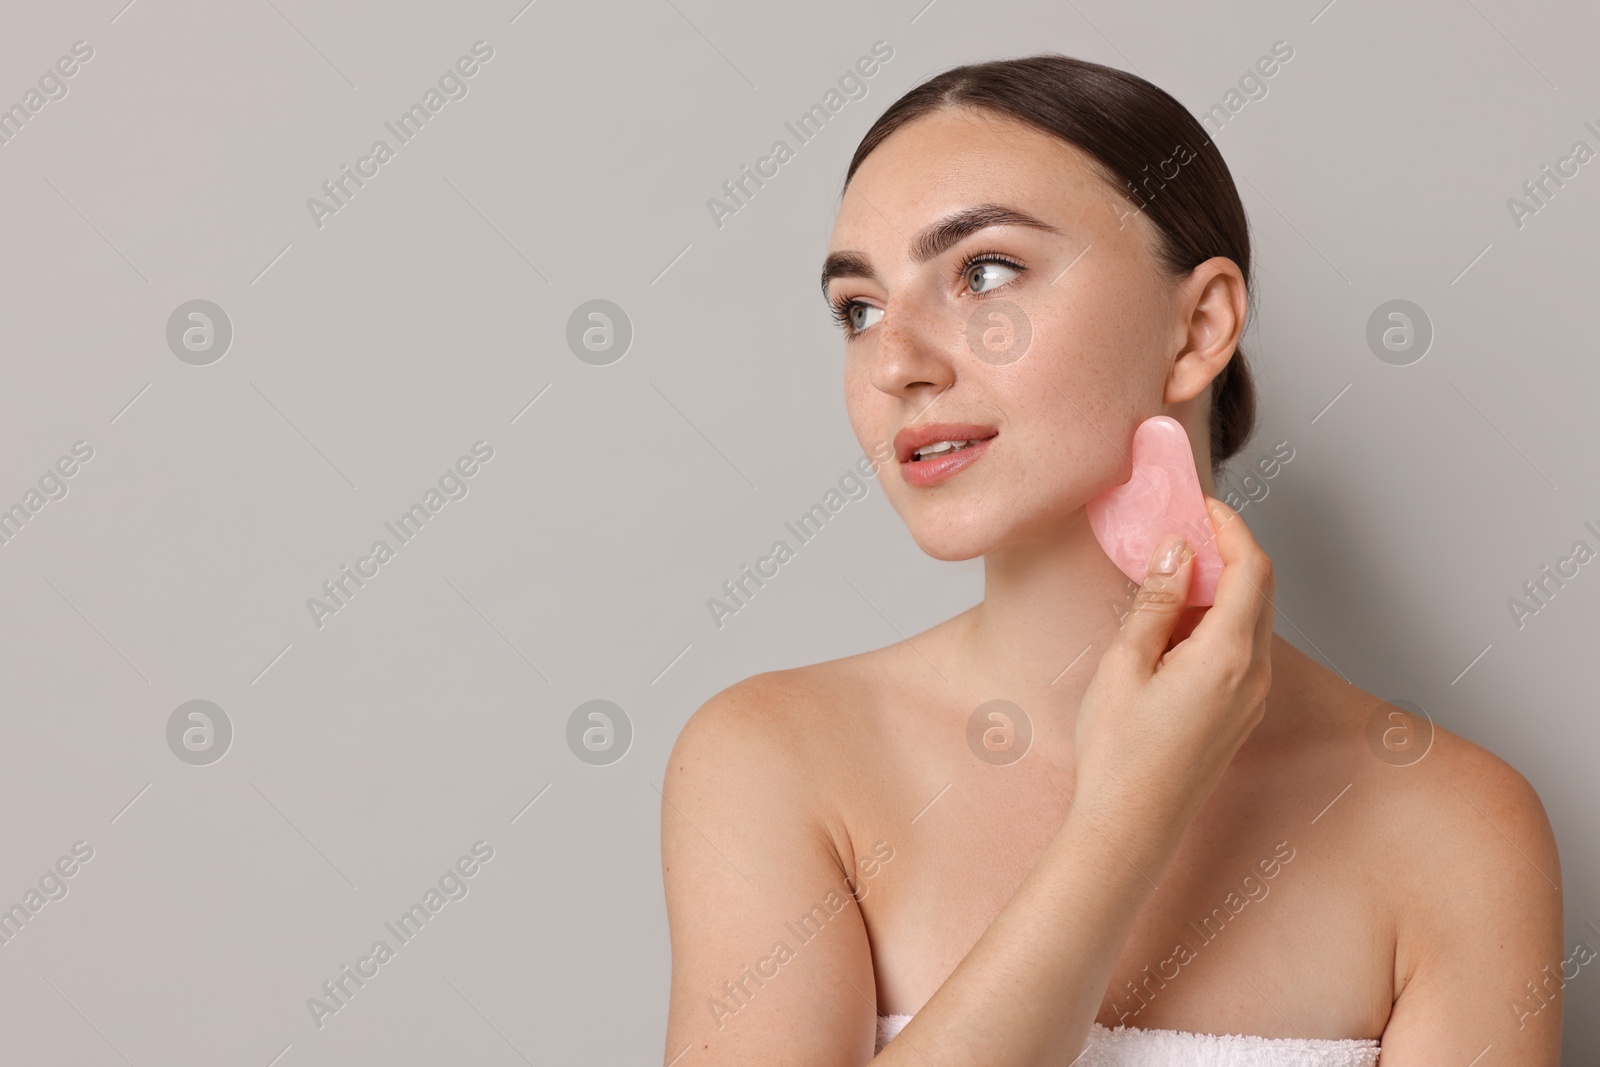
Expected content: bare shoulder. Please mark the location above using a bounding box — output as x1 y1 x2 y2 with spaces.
666 668 818 768
1284 649 1560 892
662 651 890 858
659 655 893 1063
1270 640 1556 860
666 653 884 777
1277 646 1563 1051
1360 700 1561 923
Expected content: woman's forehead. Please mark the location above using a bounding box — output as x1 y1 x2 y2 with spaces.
831 112 1122 248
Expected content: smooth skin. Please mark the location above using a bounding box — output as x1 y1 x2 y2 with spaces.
661 107 1563 1066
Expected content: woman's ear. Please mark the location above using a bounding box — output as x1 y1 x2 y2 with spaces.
1163 257 1247 405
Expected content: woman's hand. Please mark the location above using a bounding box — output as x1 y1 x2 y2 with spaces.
1070 494 1277 869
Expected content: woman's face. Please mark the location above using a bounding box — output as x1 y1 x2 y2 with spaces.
823 107 1219 561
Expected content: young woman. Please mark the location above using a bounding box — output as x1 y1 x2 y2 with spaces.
661 55 1563 1065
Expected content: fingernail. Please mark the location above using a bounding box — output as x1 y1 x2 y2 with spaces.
1151 534 1185 576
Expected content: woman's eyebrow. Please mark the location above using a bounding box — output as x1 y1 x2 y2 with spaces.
820 203 1062 297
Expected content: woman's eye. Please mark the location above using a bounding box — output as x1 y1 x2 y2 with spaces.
850 304 884 332
966 260 1019 293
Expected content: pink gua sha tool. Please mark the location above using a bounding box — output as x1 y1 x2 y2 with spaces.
1086 415 1223 606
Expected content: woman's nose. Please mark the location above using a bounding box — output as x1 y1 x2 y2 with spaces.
867 298 957 399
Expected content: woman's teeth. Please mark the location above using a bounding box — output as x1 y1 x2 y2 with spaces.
913 439 978 460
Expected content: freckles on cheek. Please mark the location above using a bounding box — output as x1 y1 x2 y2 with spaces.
1036 349 1122 439
1022 273 1161 478
1030 379 1134 492
1049 310 1142 418
842 376 884 446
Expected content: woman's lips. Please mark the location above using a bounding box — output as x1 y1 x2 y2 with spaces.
898 434 996 487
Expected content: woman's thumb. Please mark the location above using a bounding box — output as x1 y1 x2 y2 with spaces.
1114 534 1195 670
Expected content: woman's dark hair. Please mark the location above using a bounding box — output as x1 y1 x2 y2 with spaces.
843 53 1257 475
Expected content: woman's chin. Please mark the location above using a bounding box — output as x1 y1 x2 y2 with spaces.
904 502 1093 562
908 526 997 563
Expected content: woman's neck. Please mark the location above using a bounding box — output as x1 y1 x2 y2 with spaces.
944 506 1306 752
953 508 1139 713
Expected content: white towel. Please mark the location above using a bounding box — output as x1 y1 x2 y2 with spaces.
875 1013 1380 1065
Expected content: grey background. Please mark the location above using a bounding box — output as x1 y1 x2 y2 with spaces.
0 0 1595 1063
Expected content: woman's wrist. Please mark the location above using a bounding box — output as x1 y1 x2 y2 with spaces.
1053 779 1190 889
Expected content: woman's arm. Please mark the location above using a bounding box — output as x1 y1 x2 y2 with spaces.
660 701 1172 1067
660 672 883 1065
1375 739 1564 1063
662 498 1276 1065
660 684 1172 1067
